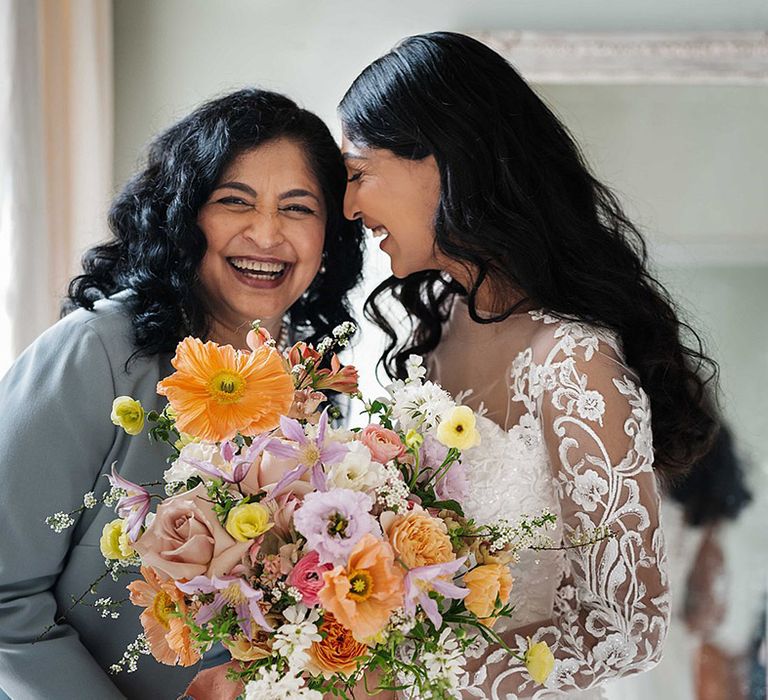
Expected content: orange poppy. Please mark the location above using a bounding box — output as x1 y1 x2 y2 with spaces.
127 566 199 666
157 337 294 442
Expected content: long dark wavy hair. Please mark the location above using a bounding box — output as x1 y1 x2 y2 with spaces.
66 88 364 357
339 32 718 477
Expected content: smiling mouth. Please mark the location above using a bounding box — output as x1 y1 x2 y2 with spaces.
228 257 290 280
371 226 390 239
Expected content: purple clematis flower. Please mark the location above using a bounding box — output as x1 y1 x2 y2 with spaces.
185 434 271 484
107 464 151 542
176 574 272 640
403 556 469 629
266 408 348 498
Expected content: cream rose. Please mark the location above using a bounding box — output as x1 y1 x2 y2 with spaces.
133 484 249 580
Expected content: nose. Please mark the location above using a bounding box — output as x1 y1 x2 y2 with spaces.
343 185 362 222
243 211 284 249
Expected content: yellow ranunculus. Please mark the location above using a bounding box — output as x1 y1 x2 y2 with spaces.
100 518 134 560
436 406 480 450
110 396 145 435
404 429 424 450
524 638 555 684
225 502 272 542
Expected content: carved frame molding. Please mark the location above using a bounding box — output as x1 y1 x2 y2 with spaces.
469 31 768 84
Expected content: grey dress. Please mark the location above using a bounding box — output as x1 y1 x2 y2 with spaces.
0 293 197 699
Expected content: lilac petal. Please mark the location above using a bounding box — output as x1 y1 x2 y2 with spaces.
431 578 469 600
108 464 147 497
420 593 443 628
125 501 150 542
176 575 218 595
265 439 300 460
317 408 329 443
267 464 309 500
184 457 232 483
243 434 272 462
196 596 227 625
247 596 273 633
310 463 327 492
220 441 237 463
280 415 308 445
319 441 348 467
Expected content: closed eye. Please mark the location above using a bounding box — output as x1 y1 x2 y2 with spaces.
346 172 362 183
216 196 252 207
281 204 316 215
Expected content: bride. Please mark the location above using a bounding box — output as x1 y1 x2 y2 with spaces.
340 32 718 698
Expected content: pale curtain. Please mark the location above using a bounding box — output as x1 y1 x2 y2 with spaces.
0 0 113 376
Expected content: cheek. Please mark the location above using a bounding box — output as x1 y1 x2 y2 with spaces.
291 222 326 268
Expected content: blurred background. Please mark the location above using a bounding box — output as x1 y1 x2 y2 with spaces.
1 1 766 698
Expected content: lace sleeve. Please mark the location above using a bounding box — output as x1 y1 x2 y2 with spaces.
458 326 670 698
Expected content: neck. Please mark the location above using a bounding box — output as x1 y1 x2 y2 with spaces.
444 262 524 314
207 315 283 350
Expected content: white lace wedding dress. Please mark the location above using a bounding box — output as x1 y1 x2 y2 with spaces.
426 299 670 699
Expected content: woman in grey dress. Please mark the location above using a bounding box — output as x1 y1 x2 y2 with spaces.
0 88 364 700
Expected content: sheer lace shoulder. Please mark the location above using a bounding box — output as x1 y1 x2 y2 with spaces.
456 311 669 698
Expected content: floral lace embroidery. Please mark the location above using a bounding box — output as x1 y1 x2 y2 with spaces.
454 312 669 699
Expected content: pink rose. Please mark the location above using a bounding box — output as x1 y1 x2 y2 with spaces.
133 484 249 581
287 550 333 607
240 450 312 499
360 425 405 464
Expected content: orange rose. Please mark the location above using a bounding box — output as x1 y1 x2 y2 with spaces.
306 613 369 678
385 512 455 569
463 563 514 627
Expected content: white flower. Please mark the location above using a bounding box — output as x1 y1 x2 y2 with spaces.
421 629 466 694
406 354 427 383
571 469 609 512
326 442 388 492
575 390 605 424
389 380 454 433
272 605 322 672
163 441 227 484
244 666 321 700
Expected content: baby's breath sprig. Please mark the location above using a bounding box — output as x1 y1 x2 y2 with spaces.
109 633 151 674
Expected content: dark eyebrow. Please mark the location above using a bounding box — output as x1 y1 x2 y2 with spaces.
279 189 321 204
212 183 320 204
212 181 257 197
342 152 367 161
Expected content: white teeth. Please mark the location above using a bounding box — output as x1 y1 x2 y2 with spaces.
230 258 287 273
372 226 390 239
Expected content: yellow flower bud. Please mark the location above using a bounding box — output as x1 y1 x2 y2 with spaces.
524 638 555 684
99 518 134 560
110 396 145 436
225 502 272 542
404 429 424 450
436 406 480 450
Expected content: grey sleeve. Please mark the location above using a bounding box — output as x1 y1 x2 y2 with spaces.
0 322 126 699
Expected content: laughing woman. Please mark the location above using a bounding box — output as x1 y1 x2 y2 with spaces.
0 89 363 699
340 33 718 698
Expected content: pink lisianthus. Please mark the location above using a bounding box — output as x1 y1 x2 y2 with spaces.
360 425 406 464
287 551 333 606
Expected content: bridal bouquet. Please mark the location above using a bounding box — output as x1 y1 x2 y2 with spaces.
49 322 558 699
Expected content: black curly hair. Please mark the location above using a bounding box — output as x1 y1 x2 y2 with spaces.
66 88 364 357
339 32 718 478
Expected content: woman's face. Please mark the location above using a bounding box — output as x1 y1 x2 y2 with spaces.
341 135 442 279
197 138 326 336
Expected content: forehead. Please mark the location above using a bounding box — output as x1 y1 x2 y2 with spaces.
221 138 318 185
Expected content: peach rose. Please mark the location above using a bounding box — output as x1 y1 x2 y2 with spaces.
360 425 405 464
463 563 514 627
306 613 369 678
383 511 455 569
240 450 312 498
133 484 249 581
